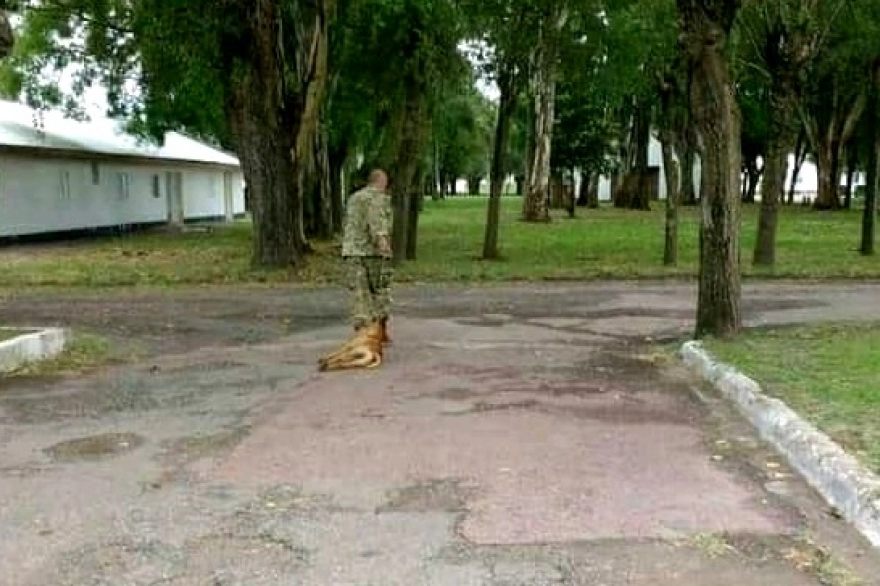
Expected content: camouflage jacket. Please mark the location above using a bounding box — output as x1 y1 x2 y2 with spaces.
341 185 392 257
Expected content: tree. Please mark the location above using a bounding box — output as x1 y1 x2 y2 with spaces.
324 0 466 262
599 0 678 212
738 0 844 266
861 59 879 256
433 83 494 196
521 0 571 222
656 58 688 266
0 3 13 60
461 0 538 259
798 2 870 211
678 0 743 339
1 0 333 267
551 22 616 209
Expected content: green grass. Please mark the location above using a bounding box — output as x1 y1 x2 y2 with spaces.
0 328 34 342
0 197 878 289
704 323 880 475
6 332 121 377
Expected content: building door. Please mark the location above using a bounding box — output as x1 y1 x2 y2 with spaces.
165 172 184 225
222 171 235 222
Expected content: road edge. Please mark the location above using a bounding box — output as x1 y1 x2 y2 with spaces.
0 327 69 373
679 340 880 548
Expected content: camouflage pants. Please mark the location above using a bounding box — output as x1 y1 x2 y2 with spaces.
344 256 393 329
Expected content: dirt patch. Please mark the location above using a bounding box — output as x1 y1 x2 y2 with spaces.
49 538 183 586
432 386 483 401
176 532 309 584
159 426 251 466
43 432 146 463
500 381 622 397
377 479 477 514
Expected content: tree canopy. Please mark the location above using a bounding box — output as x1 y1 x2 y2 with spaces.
2 0 879 336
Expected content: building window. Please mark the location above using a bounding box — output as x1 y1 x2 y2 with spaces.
116 172 130 199
152 174 161 198
59 170 71 199
90 161 100 185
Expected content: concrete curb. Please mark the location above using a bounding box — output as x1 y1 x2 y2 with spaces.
0 327 70 373
680 340 880 548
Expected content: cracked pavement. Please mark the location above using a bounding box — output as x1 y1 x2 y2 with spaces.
2 281 880 585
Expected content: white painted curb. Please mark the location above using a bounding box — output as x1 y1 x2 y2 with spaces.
0 327 70 373
680 340 880 548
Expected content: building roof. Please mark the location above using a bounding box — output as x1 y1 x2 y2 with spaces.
0 99 240 168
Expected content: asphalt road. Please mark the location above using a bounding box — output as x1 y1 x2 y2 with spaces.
2 280 880 585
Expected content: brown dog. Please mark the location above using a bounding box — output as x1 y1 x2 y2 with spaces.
317 321 385 372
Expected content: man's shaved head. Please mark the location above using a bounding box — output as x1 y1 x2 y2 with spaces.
368 169 388 190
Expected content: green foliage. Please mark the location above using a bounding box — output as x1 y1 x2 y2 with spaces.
433 80 495 182
0 0 239 145
327 0 469 172
551 13 617 175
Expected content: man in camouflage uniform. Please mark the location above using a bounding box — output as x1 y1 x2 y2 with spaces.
341 168 394 343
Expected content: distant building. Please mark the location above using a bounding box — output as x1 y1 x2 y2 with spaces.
0 99 245 238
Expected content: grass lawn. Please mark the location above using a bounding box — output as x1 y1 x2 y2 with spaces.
0 328 32 342
0 197 878 288
704 323 880 475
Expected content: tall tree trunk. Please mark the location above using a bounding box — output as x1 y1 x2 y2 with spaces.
390 72 428 263
862 61 880 256
661 138 680 266
787 131 807 204
844 146 857 209
467 175 482 195
300 119 333 239
405 186 423 260
483 63 517 260
754 70 798 267
291 0 332 245
679 0 743 339
576 171 590 206
522 4 566 223
0 9 13 59
741 158 761 204
328 146 346 233
814 143 841 210
632 101 653 210
657 67 684 266
811 93 866 210
753 141 786 265
588 173 600 208
226 0 306 267
681 120 699 206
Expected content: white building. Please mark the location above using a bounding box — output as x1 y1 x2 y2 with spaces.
591 135 860 204
0 99 245 238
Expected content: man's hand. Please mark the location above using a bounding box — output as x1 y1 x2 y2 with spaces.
377 235 392 259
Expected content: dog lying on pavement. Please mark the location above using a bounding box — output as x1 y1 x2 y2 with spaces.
317 321 386 372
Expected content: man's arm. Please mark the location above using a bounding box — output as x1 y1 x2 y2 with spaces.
367 196 392 258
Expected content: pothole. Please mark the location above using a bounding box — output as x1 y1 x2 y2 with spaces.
44 432 146 462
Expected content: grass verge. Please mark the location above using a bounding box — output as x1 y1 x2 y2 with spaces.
6 332 121 377
0 198 878 288
0 327 35 342
703 322 880 475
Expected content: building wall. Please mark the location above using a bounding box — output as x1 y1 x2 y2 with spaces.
0 153 245 237
597 135 702 202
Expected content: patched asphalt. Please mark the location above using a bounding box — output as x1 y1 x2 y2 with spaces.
2 281 880 585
